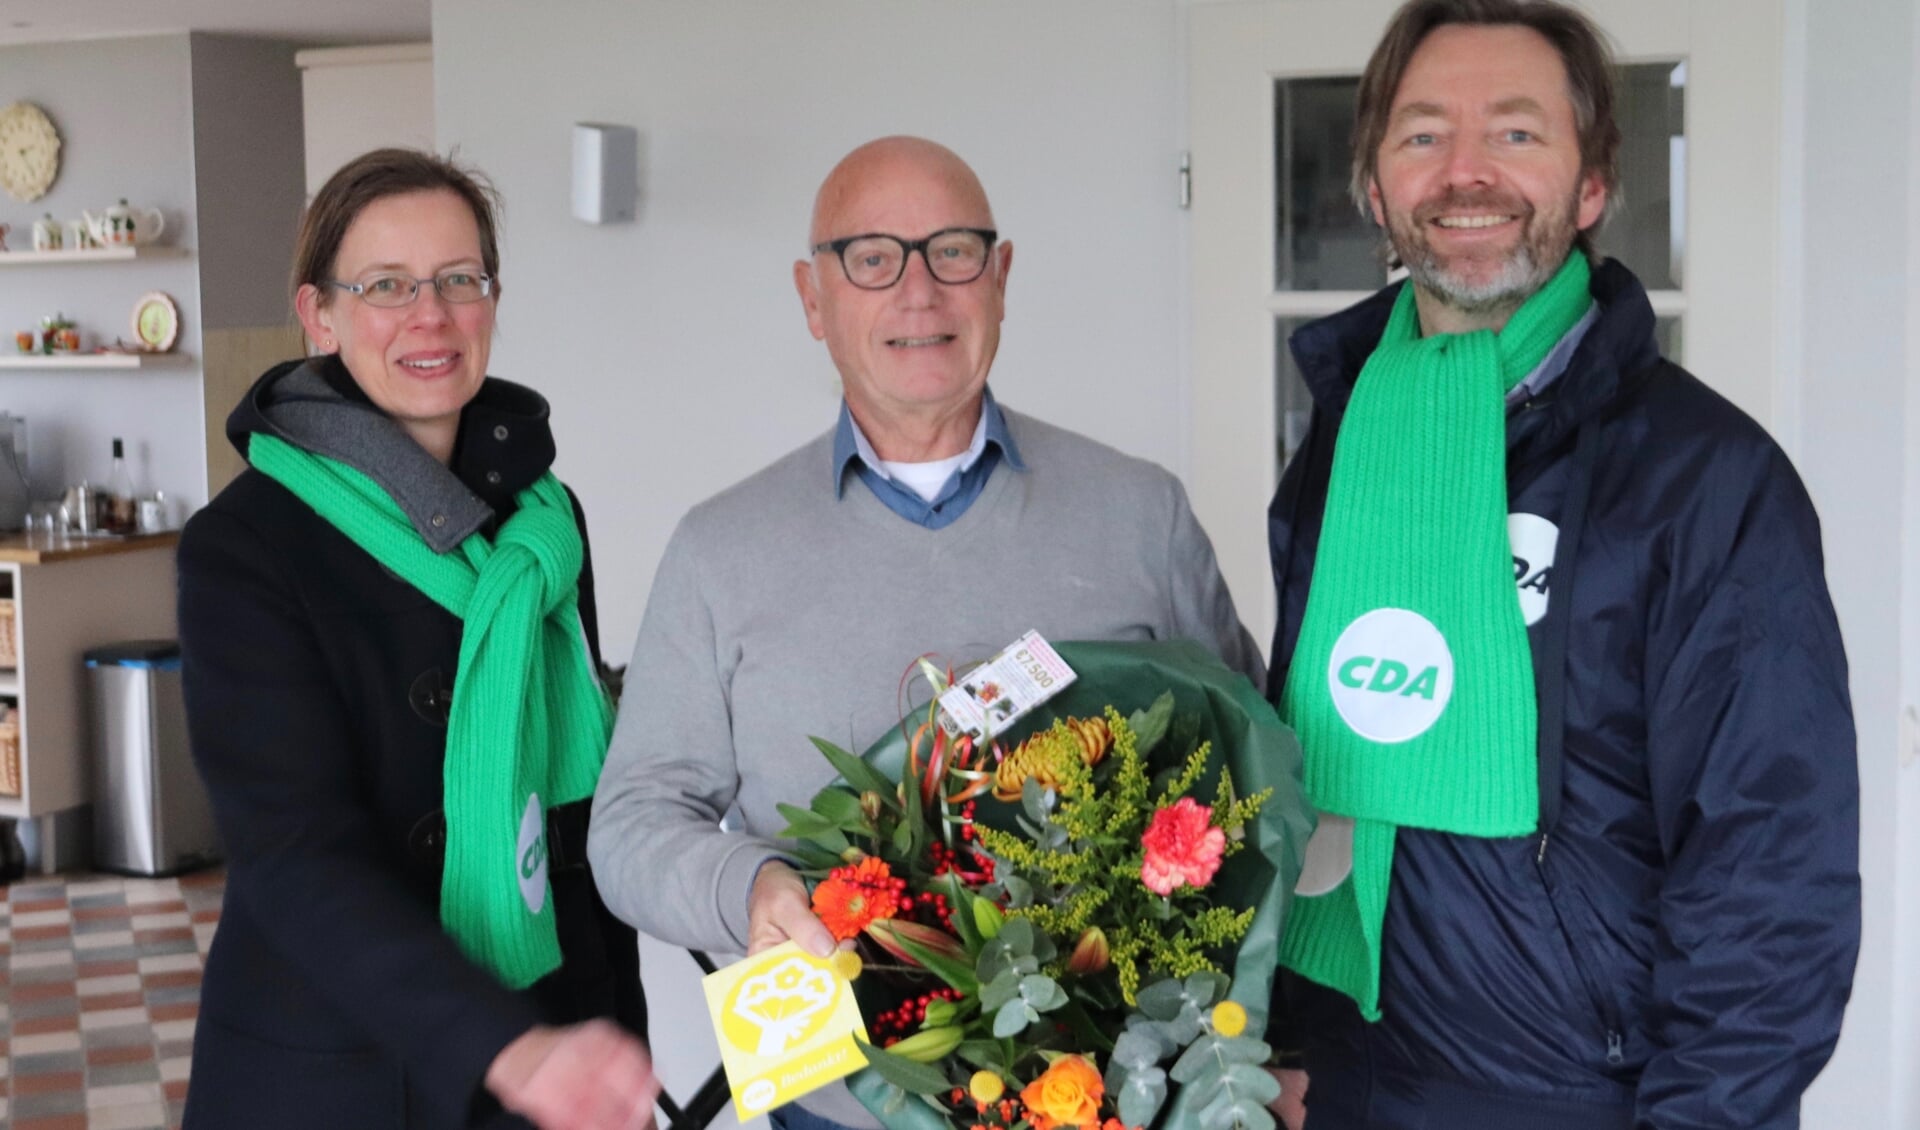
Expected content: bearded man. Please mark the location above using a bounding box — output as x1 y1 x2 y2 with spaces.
1261 3 1860 1128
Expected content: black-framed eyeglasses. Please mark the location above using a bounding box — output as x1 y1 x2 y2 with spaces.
326 269 495 309
811 228 998 290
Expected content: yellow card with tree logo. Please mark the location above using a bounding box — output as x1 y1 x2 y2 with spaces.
701 942 870 1119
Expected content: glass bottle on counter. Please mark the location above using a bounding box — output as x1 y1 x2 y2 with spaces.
103 438 136 534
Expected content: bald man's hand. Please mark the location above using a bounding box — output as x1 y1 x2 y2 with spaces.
747 860 837 957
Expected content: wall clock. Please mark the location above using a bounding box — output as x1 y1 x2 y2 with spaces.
0 102 61 204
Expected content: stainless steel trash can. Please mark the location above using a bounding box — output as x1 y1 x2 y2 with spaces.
86 640 220 876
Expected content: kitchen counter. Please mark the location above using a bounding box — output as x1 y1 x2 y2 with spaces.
0 530 180 565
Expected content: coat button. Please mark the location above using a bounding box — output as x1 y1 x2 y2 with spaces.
430 513 446 528
408 810 448 864
409 667 453 727
493 425 510 441
485 470 502 485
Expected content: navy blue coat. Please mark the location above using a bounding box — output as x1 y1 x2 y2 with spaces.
179 361 645 1129
1266 261 1859 1129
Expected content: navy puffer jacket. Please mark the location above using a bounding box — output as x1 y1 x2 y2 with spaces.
1266 260 1859 1130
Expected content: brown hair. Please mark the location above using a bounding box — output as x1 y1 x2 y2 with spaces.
292 148 502 303
1351 0 1621 253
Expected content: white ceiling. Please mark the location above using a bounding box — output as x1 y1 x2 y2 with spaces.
0 0 428 47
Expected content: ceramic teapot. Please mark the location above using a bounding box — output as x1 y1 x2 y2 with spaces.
82 199 165 247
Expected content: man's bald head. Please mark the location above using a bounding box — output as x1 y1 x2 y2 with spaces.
808 136 996 247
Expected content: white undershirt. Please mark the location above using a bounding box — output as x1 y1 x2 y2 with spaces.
877 453 970 503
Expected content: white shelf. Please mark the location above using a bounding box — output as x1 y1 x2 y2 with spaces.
0 352 192 370
0 246 190 265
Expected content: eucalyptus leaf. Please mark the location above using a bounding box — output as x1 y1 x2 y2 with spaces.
811 736 895 798
1117 1066 1169 1130
1170 1034 1222 1084
992 999 1036 1038
1001 874 1035 909
1111 1027 1174 1071
1162 1001 1205 1045
1021 777 1056 823
998 916 1035 953
1224 1062 1283 1105
1136 979 1187 1022
855 1040 952 1096
1184 971 1230 1008
1214 1036 1274 1066
980 970 1024 1011
1019 974 1068 1012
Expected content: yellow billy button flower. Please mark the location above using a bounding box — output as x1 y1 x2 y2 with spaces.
1210 1001 1248 1038
831 949 863 982
970 1070 1006 1105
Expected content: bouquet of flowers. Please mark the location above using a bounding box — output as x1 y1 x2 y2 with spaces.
777 640 1312 1130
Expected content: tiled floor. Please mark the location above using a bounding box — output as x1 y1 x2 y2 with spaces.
0 868 223 1130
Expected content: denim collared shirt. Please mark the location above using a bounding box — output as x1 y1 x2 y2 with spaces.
831 387 1027 529
1505 301 1599 409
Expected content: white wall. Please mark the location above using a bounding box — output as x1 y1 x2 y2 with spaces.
1787 0 1920 1125
0 35 207 505
433 0 1190 655
297 43 435 198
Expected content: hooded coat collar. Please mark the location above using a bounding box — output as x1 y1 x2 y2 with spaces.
227 355 558 552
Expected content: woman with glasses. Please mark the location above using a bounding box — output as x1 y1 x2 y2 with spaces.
177 148 656 1130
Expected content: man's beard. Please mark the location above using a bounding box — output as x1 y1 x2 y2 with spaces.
1383 186 1581 317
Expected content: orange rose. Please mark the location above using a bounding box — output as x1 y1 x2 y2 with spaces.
1020 1055 1104 1130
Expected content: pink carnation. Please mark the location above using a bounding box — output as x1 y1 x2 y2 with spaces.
1139 797 1226 896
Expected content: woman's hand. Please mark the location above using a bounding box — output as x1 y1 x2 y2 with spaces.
487 1020 659 1130
747 860 837 957
1265 1066 1308 1130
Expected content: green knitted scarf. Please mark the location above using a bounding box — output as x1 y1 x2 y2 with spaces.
250 432 614 988
1278 254 1591 1019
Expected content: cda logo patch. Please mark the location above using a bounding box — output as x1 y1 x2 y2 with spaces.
1509 512 1558 627
1327 608 1454 743
517 793 548 915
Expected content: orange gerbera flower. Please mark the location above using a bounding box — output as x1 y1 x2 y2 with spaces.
810 856 906 941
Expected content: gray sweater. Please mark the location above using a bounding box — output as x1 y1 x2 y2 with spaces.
589 409 1260 1121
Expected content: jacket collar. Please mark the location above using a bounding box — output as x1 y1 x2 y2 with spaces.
228 355 558 551
1288 257 1664 465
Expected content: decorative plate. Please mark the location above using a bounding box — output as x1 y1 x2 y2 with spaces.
131 292 180 352
0 102 61 203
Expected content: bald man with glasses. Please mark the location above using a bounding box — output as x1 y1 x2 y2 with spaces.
589 135 1262 1130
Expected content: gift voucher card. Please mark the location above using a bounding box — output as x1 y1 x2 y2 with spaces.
701 942 870 1119
937 630 1078 741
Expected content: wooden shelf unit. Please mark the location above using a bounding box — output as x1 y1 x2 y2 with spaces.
0 538 180 820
